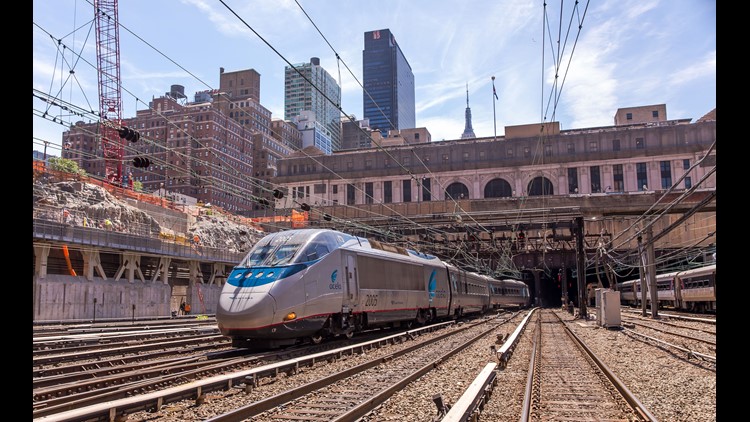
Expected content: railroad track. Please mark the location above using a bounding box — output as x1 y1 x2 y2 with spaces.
520 310 656 422
620 308 715 325
33 333 229 366
32 317 218 338
620 314 716 336
32 336 365 417
621 317 715 347
205 313 518 422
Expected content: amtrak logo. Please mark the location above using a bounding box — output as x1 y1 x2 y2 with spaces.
428 270 437 302
331 270 338 283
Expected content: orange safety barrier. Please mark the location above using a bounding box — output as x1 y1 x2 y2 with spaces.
291 209 309 228
61 245 77 276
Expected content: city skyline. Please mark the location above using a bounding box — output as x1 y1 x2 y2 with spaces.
33 0 715 153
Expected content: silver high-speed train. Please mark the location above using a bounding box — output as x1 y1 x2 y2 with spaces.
217 228 530 348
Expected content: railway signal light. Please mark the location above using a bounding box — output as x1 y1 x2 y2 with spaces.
118 126 141 142
273 189 284 199
300 203 311 211
132 156 150 168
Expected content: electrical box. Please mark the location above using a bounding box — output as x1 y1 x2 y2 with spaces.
595 288 621 328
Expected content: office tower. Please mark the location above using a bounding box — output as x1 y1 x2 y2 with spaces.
363 29 415 136
284 57 341 152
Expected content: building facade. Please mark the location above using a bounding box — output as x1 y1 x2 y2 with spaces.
271 119 303 152
218 67 261 103
340 116 376 150
60 65 299 217
62 94 257 214
284 57 341 152
363 29 415 136
272 106 715 208
214 67 295 213
614 104 667 126
294 110 333 155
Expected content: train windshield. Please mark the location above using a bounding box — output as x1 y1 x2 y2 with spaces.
238 230 340 267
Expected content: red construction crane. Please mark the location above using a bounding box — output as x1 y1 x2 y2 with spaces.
94 0 124 186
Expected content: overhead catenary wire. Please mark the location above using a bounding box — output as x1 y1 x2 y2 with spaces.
36 4 716 280
36 0 573 275
285 0 529 274
211 0 525 273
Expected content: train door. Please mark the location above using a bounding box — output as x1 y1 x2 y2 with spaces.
343 252 359 313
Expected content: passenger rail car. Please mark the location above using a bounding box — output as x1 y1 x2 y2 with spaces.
616 264 716 312
675 264 716 312
217 228 531 348
489 278 531 309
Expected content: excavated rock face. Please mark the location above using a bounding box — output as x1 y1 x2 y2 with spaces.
33 178 264 253
188 214 264 253
33 180 162 235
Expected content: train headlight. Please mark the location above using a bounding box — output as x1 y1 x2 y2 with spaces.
283 312 297 321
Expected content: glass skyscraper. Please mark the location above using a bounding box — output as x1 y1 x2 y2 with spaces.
284 57 341 152
363 29 415 136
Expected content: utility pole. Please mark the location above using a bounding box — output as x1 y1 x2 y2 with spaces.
637 233 647 317
574 216 587 318
645 225 659 319
491 76 497 143
560 262 567 306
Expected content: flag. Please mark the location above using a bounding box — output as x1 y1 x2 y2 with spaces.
493 84 499 100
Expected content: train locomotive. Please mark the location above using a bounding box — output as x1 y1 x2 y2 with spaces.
616 264 716 312
217 228 530 348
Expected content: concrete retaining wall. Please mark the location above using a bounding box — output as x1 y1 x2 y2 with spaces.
34 274 171 321
187 283 222 315
33 274 225 321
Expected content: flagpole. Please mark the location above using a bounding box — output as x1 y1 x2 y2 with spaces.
492 76 497 142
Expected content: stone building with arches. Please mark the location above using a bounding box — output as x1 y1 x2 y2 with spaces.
272 105 715 210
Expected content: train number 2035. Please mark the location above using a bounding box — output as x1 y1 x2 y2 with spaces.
365 294 378 307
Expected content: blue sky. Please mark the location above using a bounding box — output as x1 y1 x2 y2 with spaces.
33 0 715 154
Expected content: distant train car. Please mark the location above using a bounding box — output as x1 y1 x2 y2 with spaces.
216 228 532 349
489 278 531 309
616 264 716 312
675 264 716 312
446 264 491 317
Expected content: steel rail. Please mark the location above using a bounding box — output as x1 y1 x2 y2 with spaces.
518 311 541 422
33 321 458 422
560 312 659 421
623 319 715 345
622 327 716 363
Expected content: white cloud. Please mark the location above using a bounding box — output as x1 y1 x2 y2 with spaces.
624 0 660 20
180 0 261 39
420 115 465 143
669 51 716 86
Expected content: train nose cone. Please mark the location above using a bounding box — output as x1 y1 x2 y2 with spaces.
217 288 276 333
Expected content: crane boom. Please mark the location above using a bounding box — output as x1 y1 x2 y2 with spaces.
94 0 123 185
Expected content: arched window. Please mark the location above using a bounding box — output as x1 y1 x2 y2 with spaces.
527 177 554 196
484 178 513 198
445 182 470 200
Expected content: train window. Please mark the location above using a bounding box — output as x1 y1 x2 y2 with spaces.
271 244 299 265
240 244 274 267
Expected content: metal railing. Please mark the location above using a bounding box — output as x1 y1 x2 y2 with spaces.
33 219 244 264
